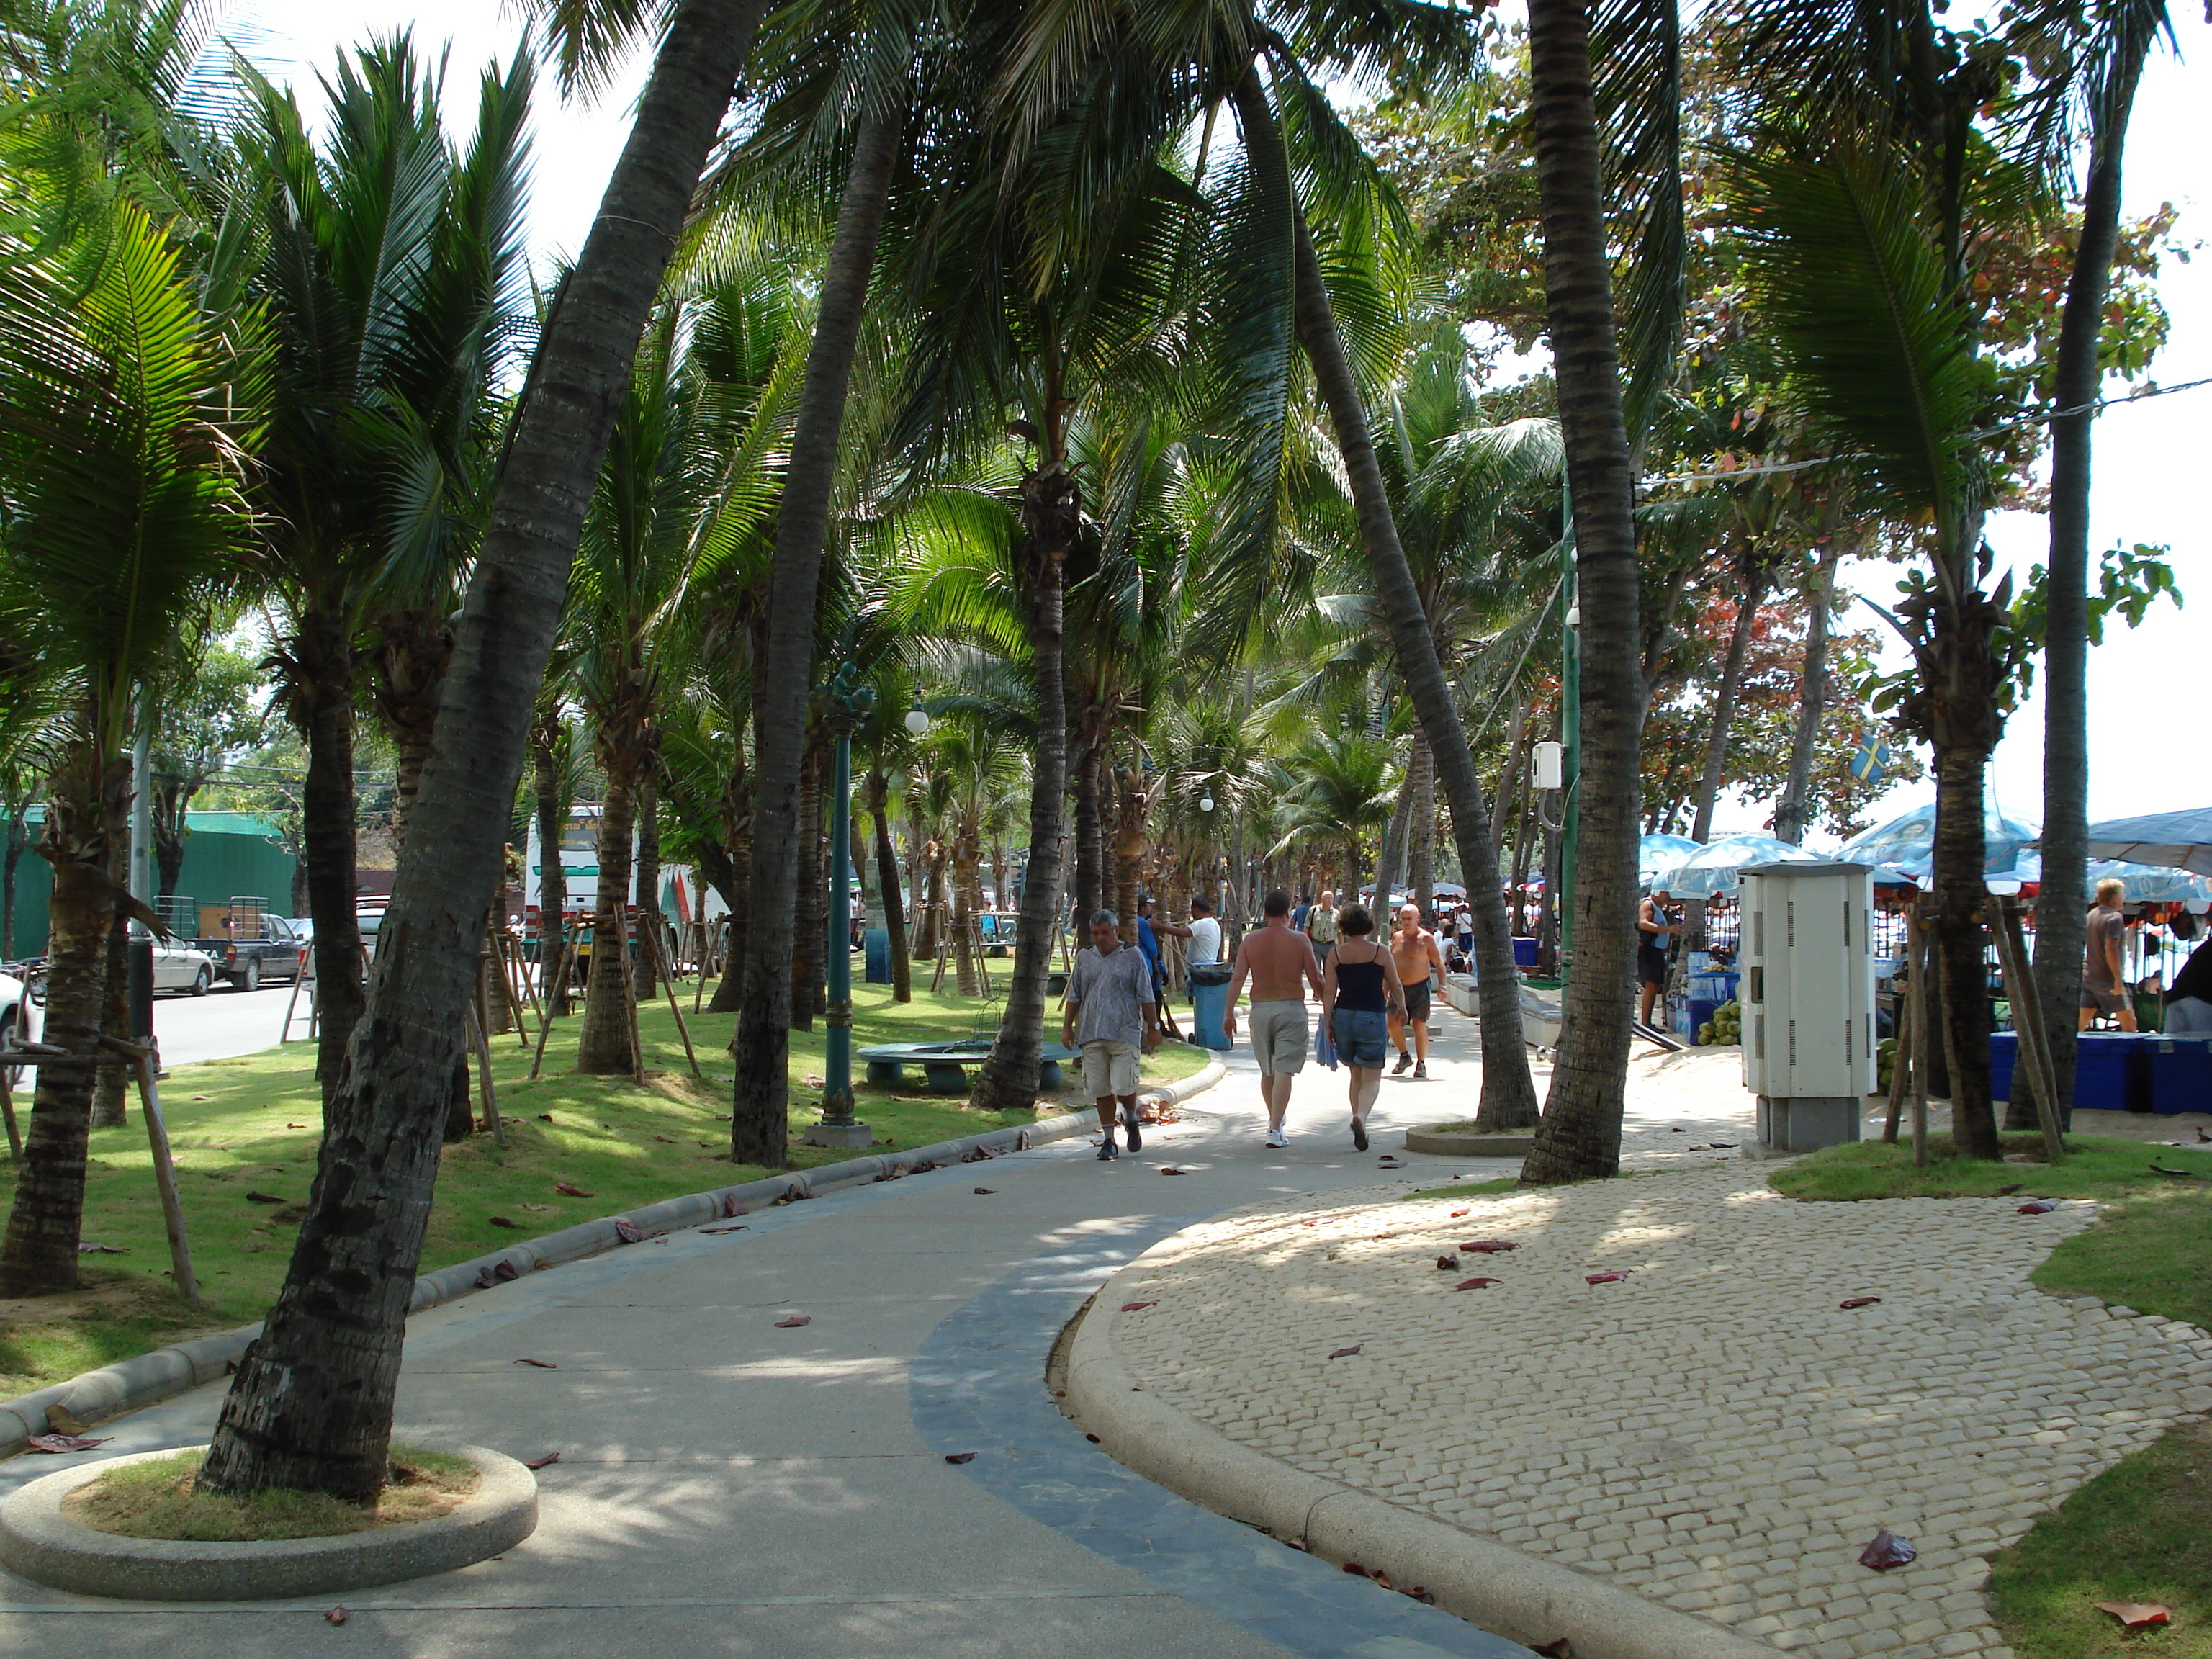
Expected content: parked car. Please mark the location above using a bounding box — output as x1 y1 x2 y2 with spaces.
1 963 43 1074
191 912 307 991
153 938 220 997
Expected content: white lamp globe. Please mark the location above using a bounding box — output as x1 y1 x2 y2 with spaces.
904 706 930 737
1200 793 1215 813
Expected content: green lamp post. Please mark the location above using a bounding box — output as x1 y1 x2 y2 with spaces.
805 662 876 1149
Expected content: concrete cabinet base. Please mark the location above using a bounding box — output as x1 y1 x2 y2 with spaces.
1756 1094 1861 1154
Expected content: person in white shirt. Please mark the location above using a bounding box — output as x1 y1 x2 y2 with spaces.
1185 896 1222 966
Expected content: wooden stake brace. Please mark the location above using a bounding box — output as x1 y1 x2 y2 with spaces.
640 922 702 1080
1989 896 2069 1164
96 1035 197 1301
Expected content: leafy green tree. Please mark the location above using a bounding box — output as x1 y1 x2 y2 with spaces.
148 639 268 896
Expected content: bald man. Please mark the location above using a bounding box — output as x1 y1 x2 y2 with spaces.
1388 903 1445 1079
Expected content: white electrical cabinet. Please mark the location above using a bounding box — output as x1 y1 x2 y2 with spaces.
1738 861 1876 1153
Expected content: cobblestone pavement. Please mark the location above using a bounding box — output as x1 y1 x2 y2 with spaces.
1109 1040 2212 1659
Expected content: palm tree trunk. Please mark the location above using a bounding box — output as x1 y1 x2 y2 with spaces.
1246 71 1542 1133
970 464 1072 1115
870 770 911 1002
374 608 450 853
1932 739 2000 1158
1772 546 1837 846
730 105 901 1170
577 760 638 1073
531 713 570 1018
1408 731 1436 925
791 735 822 1031
1073 737 1102 918
2034 41 2146 1128
633 766 660 1001
1689 560 1767 843
1516 0 1646 1179
296 619 365 1112
1492 694 1527 860
89 898 128 1129
708 764 752 1015
0 726 123 1294
196 0 770 1501
1371 773 1413 914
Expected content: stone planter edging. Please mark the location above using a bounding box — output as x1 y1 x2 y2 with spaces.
1063 1238 1783 1659
0 1442 535 1601
1 1056 1227 1458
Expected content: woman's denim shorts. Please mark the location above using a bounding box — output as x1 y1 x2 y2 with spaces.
1331 1007 1388 1068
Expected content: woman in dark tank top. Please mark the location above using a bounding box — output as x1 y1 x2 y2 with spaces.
1321 905 1402 1151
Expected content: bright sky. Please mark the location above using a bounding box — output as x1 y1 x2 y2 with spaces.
246 1 2206 850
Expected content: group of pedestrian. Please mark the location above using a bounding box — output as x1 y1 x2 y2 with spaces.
1062 886 1447 1162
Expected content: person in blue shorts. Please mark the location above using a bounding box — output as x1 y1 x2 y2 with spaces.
1318 904 1404 1151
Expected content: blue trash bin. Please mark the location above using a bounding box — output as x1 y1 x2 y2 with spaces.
864 927 890 985
1188 962 1233 1051
1512 937 1539 968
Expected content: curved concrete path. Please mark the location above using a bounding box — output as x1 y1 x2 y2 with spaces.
0 1004 1533 1658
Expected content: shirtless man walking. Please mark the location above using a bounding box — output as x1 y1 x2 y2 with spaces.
1224 890 1326 1148
1387 902 1446 1079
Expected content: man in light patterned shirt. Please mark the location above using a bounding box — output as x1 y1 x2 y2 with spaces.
1061 909 1159 1161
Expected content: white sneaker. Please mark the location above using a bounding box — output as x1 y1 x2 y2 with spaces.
1264 1128 1288 1148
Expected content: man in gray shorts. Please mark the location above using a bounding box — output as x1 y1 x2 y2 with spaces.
1224 889 1326 1148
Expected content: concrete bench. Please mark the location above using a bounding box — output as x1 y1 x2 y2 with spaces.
858 1040 1079 1094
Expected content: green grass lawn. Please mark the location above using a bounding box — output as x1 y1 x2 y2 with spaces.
1776 1130 2212 1655
0 979 1209 1398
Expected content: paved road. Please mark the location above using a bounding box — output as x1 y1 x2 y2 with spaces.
145 979 311 1070
0 1004 1536 1659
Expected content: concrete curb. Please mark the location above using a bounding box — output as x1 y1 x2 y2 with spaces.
0 1442 534 1601
0 1056 1228 1459
1064 1242 1783 1659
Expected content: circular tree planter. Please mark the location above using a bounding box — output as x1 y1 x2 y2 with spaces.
1403 1124 1537 1158
0 1444 536 1601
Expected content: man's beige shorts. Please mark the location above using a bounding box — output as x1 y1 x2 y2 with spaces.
1081 1038 1141 1098
1248 999 1309 1076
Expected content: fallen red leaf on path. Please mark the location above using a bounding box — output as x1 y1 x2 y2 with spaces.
1857 1529 1916 1570
555 1182 592 1197
513 1357 556 1369
475 1261 518 1288
246 1191 284 1204
523 1452 560 1470
775 1315 811 1328
1530 1640 1573 1658
536 1114 554 1123
943 1452 976 1465
1408 1586 1437 1604
324 1606 349 1626
2097 1601 2172 1629
1456 1277 1502 1290
612 1218 645 1243
1436 1254 1461 1271
1084 1433 1100 1443
1585 1272 1630 1285
721 1194 746 1216
1840 1297 1882 1309
701 1224 746 1235
974 1187 996 1195
1449 1208 1470 1218
1120 1302 1156 1313
1328 1345 1362 1359
286 1123 307 1130
1372 1571 1395 1590
1708 1141 1737 1148
1159 1166 1186 1175
1341 1562 1369 1577
26 1434 107 1453
489 1216 521 1229
1462 1240 1518 1253
1997 1183 2022 1195
2018 1201 2059 1214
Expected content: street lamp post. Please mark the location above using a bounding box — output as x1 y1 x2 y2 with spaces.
806 663 875 1149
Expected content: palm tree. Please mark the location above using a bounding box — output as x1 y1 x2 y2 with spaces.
0 199 265 1295
1272 732 1397 899
1720 127 2023 1160
236 39 532 1103
1509 1 1651 1183
2019 0 2173 1118
199 0 776 1501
